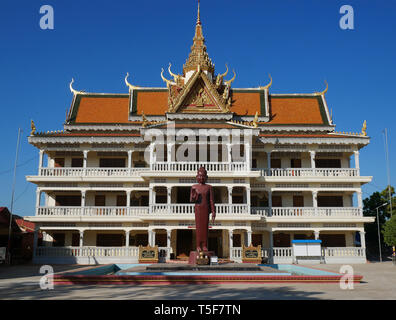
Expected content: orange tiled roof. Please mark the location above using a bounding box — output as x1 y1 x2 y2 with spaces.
69 91 328 126
267 96 327 125
73 95 130 124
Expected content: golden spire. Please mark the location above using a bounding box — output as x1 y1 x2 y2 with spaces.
30 120 36 135
183 0 214 75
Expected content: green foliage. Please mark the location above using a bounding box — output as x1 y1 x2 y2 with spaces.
363 186 396 258
383 215 396 247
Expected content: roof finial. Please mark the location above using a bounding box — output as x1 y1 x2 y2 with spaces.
197 0 201 25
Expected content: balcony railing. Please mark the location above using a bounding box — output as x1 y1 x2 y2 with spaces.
258 168 359 177
37 206 149 217
36 204 250 216
38 167 149 177
251 207 363 217
150 204 249 215
151 162 247 172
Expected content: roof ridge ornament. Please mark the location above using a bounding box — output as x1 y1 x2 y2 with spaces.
260 74 272 90
125 72 141 91
224 69 236 86
361 120 367 136
69 78 86 95
30 120 36 136
314 80 328 96
161 68 176 88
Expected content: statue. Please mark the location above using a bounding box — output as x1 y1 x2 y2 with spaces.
190 167 216 253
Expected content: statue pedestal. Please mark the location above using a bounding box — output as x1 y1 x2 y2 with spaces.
188 251 215 265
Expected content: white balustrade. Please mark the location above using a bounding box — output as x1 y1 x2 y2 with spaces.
150 204 249 215
251 207 362 218
37 206 149 217
39 167 148 177
260 168 359 177
322 247 365 257
151 162 247 172
35 246 139 258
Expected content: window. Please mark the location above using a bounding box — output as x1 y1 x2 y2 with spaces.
252 234 262 246
315 159 341 168
155 234 167 247
99 158 126 168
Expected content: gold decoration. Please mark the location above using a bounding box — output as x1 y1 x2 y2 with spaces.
125 72 141 91
253 111 259 128
30 120 36 135
161 68 176 88
168 63 185 86
361 120 367 136
224 69 236 87
314 80 328 96
260 74 272 90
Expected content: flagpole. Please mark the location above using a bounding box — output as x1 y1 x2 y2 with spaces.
7 128 22 265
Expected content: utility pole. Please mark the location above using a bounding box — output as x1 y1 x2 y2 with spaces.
7 128 22 265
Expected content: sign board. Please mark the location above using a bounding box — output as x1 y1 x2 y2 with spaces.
292 240 322 261
138 245 159 263
242 244 262 263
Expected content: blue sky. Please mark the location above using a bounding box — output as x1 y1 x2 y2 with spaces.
0 0 395 216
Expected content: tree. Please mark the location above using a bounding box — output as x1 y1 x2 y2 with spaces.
363 186 395 260
383 215 396 249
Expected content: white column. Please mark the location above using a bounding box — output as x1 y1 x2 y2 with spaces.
228 186 233 204
126 190 131 208
36 189 41 208
79 230 84 247
246 144 251 171
45 193 49 206
167 143 173 163
149 143 154 170
312 191 318 215
128 150 133 168
354 151 360 174
81 190 86 207
314 230 320 240
167 230 172 248
227 143 232 163
310 151 316 169
151 230 156 246
38 150 44 174
83 150 88 168
125 230 130 247
247 230 252 246
229 229 234 258
359 231 366 249
167 186 172 204
246 187 251 208
357 190 363 208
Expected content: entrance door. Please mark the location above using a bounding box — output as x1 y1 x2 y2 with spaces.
208 230 222 257
176 230 192 257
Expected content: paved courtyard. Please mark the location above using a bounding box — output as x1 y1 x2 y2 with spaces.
0 262 395 300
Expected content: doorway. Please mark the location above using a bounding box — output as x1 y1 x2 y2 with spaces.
176 230 192 257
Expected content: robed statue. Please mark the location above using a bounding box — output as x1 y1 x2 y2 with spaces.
190 167 216 253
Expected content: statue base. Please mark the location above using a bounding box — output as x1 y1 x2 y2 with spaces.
188 251 215 265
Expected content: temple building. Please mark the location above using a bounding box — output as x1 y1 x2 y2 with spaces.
25 3 374 264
